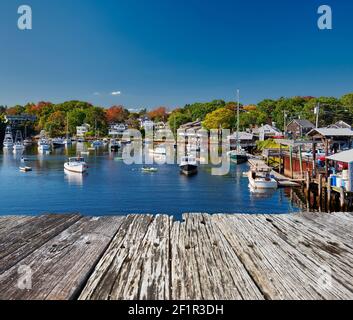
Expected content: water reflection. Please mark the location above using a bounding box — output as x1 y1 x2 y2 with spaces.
0 143 301 217
64 169 85 186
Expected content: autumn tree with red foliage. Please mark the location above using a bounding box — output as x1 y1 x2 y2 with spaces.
148 107 168 122
106 105 129 124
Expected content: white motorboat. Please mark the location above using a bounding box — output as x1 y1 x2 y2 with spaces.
52 138 65 148
248 167 278 190
3 126 14 149
38 140 51 152
23 126 32 146
64 157 88 173
38 131 51 152
13 130 25 153
180 154 198 176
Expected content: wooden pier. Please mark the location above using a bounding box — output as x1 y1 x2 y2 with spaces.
1 213 353 300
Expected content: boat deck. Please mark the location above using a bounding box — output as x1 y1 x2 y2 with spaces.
248 158 301 187
1 212 353 300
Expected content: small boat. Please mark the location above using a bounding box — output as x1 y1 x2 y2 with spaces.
23 139 32 147
23 126 32 146
20 166 32 172
91 140 104 148
52 138 65 148
110 139 121 152
38 131 51 152
248 167 278 190
141 167 158 173
3 126 14 149
180 155 198 176
64 157 88 173
13 130 25 153
228 90 248 165
227 149 248 164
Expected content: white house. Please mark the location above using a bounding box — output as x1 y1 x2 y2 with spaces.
253 124 282 140
76 124 90 137
140 118 154 131
109 123 128 136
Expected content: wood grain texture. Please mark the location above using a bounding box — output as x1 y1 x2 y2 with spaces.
1 213 353 300
0 216 123 300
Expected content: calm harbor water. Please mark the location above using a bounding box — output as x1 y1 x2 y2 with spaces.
0 143 301 219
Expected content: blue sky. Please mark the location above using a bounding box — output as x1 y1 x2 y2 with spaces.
0 0 352 109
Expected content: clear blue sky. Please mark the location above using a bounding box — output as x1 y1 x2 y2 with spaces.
0 0 352 109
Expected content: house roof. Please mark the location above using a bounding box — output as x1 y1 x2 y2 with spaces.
327 149 353 163
327 120 352 129
252 124 281 134
289 119 315 128
307 128 353 137
228 132 254 141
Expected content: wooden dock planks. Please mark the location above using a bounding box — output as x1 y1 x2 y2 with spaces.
0 215 124 300
1 212 353 300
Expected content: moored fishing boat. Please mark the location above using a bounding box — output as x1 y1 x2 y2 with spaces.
227 149 248 164
229 89 248 165
13 130 25 153
110 139 121 152
38 131 51 152
248 167 278 190
180 154 198 176
52 138 65 148
3 126 14 149
64 157 88 173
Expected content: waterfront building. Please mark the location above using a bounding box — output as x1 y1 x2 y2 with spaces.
76 123 90 137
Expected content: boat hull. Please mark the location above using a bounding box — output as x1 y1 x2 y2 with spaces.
180 164 198 176
64 163 87 173
248 172 278 189
230 154 248 164
110 145 120 152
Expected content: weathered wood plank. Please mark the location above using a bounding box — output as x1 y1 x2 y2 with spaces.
0 214 82 273
171 214 264 300
79 215 156 300
213 214 353 300
264 214 353 292
0 216 124 300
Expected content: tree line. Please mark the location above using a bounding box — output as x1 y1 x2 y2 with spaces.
1 93 353 139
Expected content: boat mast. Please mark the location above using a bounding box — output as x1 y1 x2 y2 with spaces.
236 89 240 151
66 114 69 139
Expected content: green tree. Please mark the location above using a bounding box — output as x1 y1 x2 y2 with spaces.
45 111 66 137
168 111 192 133
67 109 87 135
240 109 268 129
203 108 235 130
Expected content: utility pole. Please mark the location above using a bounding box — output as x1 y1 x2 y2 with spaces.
283 111 287 136
315 102 320 128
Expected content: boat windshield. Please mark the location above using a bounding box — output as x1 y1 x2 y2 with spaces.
69 157 85 162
